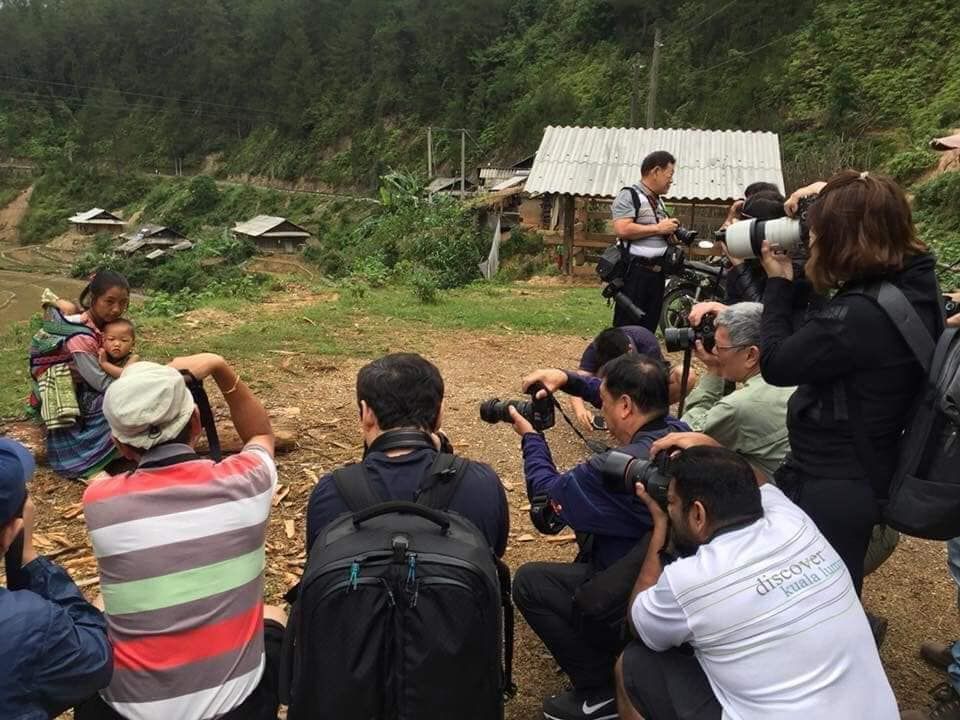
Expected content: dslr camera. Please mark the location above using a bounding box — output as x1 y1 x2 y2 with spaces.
664 312 717 353
714 194 818 260
480 381 556 432
945 295 959 318
600 450 672 510
673 227 699 246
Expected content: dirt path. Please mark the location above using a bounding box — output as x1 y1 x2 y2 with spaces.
2 303 956 718
0 185 33 244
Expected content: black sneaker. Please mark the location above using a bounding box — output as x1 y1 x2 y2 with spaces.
543 687 617 720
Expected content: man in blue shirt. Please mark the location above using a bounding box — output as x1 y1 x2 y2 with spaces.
0 437 113 719
508 355 689 720
306 353 508 556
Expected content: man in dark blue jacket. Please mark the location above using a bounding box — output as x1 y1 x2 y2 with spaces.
508 355 688 720
0 437 112 719
306 353 509 556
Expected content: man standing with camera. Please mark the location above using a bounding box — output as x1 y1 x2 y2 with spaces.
508 355 688 720
615 440 898 720
1 437 113 719
610 150 680 331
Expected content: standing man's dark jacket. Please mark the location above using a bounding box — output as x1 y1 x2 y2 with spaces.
1 557 113 719
520 373 689 569
306 448 509 556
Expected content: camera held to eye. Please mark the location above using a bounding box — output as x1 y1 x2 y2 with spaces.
664 312 717 353
600 450 673 510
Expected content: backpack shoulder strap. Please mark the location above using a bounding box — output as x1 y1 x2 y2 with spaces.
847 281 936 373
414 453 468 511
332 463 383 512
623 185 643 224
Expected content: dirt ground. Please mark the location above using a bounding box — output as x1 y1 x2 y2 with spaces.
2 308 958 718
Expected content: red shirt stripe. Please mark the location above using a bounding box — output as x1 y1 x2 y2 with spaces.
112 602 264 672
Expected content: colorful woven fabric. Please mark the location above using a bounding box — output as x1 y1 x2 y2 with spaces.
38 363 80 429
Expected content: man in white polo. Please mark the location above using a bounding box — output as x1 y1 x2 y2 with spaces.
615 440 898 720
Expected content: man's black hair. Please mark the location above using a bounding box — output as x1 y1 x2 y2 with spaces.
641 150 676 176
743 181 781 198
742 190 786 221
593 327 632 370
357 353 444 431
597 354 669 418
79 270 129 309
670 446 761 525
103 317 136 338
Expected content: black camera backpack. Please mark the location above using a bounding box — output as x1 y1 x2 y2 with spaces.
845 281 960 539
280 453 515 720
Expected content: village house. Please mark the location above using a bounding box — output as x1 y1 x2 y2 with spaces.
233 215 311 254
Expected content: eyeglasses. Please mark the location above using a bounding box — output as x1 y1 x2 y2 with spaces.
712 343 751 354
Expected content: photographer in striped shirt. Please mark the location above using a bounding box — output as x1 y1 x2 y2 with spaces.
75 355 285 720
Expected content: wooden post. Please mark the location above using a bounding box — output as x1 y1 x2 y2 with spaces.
427 126 433 178
460 130 466 198
563 195 575 275
646 26 662 128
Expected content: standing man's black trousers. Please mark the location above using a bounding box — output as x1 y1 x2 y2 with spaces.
614 260 665 331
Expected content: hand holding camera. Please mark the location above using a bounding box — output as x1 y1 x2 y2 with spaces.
601 450 670 523
520 369 567 398
759 239 794 281
481 381 556 435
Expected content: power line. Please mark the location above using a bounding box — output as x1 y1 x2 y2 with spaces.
691 33 792 75
0 73 278 116
680 0 739 35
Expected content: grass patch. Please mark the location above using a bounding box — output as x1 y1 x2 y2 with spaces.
0 281 609 420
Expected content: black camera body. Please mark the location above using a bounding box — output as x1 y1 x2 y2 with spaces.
480 381 556 432
600 450 672 509
664 311 717 353
673 227 699 246
529 493 566 535
945 295 958 318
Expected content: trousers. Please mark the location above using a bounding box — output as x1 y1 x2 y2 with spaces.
615 261 664 331
776 467 879 595
513 561 624 690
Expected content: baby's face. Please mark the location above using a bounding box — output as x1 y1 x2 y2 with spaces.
103 326 134 360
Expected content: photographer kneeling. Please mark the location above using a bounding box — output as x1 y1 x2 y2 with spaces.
759 170 943 594
615 436 898 720
680 302 794 480
509 355 688 720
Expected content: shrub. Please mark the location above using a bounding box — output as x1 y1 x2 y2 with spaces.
409 267 440 304
886 149 937 185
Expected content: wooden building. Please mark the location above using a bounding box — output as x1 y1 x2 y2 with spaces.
116 224 192 257
68 208 125 235
523 126 785 273
233 215 311 254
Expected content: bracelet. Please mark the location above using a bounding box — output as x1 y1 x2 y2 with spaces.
223 375 241 395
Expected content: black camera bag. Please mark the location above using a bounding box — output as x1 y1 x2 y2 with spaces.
844 281 960 539
280 453 515 719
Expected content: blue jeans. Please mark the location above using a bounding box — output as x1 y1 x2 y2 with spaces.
948 538 960 691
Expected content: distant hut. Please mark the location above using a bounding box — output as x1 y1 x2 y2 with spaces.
233 215 311 254
68 208 125 235
426 177 477 197
477 153 535 191
116 224 192 258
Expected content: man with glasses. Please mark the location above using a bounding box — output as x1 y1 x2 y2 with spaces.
678 302 795 480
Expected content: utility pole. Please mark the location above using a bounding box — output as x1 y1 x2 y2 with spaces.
427 126 433 178
629 53 646 127
646 26 662 128
460 129 466 198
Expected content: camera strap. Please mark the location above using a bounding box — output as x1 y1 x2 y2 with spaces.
676 347 694 418
550 397 610 455
179 371 221 462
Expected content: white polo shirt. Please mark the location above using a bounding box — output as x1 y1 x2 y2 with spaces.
630 484 898 720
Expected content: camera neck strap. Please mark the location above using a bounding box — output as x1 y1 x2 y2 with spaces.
364 428 437 457
676 347 694 418
549 396 610 455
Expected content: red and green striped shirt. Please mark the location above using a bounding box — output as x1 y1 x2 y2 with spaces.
83 442 277 720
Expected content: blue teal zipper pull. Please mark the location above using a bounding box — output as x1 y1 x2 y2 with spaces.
406 553 417 586
349 560 360 590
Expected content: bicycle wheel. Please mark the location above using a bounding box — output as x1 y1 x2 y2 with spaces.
660 284 698 333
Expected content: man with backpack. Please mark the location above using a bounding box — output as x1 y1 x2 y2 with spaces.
610 150 680 331
295 353 511 719
509 354 689 720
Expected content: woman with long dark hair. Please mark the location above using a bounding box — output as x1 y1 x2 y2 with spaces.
41 270 131 478
759 170 943 593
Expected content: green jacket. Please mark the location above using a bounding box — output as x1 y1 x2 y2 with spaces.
681 372 795 480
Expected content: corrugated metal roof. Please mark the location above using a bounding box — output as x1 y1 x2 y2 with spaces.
68 208 124 223
524 126 784 201
233 215 310 237
490 175 527 192
119 224 186 242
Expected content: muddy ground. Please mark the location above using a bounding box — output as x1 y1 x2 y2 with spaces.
2 298 956 718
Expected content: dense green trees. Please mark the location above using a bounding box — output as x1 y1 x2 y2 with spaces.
0 0 958 188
